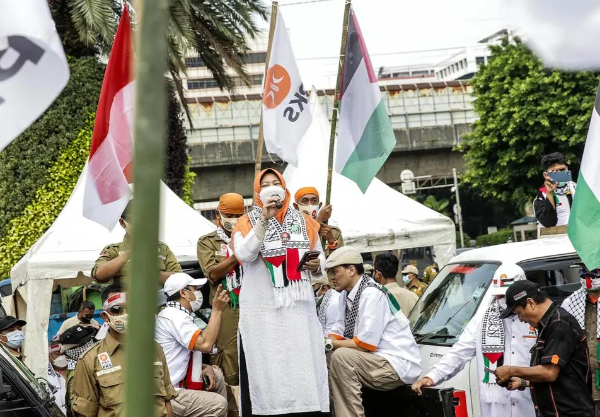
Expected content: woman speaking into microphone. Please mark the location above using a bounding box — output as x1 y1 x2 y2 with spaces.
231 168 329 417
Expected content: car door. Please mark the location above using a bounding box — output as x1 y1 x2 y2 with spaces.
519 255 582 304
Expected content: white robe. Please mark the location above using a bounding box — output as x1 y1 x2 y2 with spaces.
234 228 329 415
425 315 537 417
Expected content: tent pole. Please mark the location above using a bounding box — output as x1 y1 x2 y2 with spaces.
125 0 169 415
325 0 351 207
254 1 278 184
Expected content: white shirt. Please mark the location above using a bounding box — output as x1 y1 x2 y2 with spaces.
425 314 536 417
331 282 422 384
56 315 100 336
319 289 342 338
155 305 201 387
47 364 66 414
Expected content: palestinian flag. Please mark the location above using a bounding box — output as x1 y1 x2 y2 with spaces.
568 83 600 269
335 7 395 193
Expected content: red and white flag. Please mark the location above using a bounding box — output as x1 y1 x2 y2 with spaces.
83 7 135 229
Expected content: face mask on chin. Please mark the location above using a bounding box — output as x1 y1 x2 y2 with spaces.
298 204 320 219
259 186 286 208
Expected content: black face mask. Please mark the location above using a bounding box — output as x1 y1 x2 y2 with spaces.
80 317 92 324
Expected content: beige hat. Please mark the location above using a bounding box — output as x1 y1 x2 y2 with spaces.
311 274 330 286
401 265 419 275
325 246 363 270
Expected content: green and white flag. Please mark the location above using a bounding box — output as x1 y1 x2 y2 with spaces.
334 7 395 193
568 85 600 269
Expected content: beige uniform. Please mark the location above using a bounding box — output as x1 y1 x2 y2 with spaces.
197 230 240 386
408 280 428 298
422 265 439 285
91 234 182 282
384 282 419 317
71 332 177 417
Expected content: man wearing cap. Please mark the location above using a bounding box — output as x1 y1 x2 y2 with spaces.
562 266 600 413
293 187 344 255
197 193 245 387
0 316 26 361
48 338 68 414
313 274 342 338
60 324 98 417
71 283 177 417
412 264 536 417
325 246 421 417
373 252 418 317
494 281 595 417
402 265 427 297
156 273 230 417
91 200 182 284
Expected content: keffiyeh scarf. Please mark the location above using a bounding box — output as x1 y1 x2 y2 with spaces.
317 289 334 330
64 340 96 370
248 206 313 308
216 227 243 308
344 276 401 339
480 299 507 404
563 287 600 338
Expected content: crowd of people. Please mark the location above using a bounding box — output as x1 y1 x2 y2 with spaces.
6 154 599 417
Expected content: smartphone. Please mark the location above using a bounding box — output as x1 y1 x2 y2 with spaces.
547 170 572 183
202 374 211 390
297 250 320 271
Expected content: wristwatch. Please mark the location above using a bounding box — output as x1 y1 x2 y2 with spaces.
518 379 528 391
324 338 333 352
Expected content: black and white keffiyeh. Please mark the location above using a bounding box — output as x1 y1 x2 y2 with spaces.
563 287 600 338
64 340 96 370
344 276 380 339
166 301 195 318
216 227 230 245
317 289 334 330
480 299 507 404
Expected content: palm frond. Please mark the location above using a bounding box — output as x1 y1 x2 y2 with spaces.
68 0 116 45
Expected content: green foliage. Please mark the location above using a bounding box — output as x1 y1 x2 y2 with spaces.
459 37 600 210
457 232 472 248
0 117 95 278
423 195 451 217
164 88 188 198
182 155 196 207
476 228 514 247
0 57 105 238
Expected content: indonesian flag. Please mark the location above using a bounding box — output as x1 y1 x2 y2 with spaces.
335 8 395 193
262 11 312 167
568 81 600 269
83 7 134 229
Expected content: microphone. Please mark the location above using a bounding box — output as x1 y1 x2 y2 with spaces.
275 200 283 209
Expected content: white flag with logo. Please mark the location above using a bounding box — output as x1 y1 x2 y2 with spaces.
262 12 311 167
0 0 70 150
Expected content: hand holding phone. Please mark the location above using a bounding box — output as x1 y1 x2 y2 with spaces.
297 250 320 272
546 170 572 184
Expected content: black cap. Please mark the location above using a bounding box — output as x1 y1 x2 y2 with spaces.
59 325 97 346
499 280 541 319
0 316 26 332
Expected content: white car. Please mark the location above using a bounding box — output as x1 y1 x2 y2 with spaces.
408 235 581 417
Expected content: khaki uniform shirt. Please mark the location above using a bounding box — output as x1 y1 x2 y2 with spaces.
196 230 241 385
384 282 419 317
422 265 439 285
91 234 182 282
71 332 177 417
408 280 428 298
585 300 600 401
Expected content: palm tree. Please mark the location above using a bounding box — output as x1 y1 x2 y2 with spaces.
423 195 451 217
49 0 268 115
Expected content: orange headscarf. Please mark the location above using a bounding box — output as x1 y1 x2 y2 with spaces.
232 169 321 250
218 193 245 215
294 187 320 203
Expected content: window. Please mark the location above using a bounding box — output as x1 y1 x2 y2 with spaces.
246 52 267 64
187 74 263 90
521 256 582 305
185 56 206 68
476 56 485 66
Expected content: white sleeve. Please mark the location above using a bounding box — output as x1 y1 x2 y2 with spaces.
232 228 264 263
425 316 478 385
328 291 347 339
159 312 200 350
323 291 342 337
354 288 388 351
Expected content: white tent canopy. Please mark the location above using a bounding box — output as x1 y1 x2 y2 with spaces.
8 168 215 377
284 91 456 265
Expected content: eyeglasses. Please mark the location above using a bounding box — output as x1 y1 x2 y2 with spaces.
108 305 127 315
579 269 600 279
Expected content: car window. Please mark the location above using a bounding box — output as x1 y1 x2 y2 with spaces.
520 256 582 305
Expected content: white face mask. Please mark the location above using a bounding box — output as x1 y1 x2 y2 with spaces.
402 275 411 285
52 355 68 369
5 330 24 349
259 186 286 207
189 291 203 312
220 213 238 232
105 313 128 333
298 204 320 219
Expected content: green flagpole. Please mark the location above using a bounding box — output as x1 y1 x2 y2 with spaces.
125 0 169 415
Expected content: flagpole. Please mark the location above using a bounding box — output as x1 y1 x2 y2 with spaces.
125 0 169 416
254 1 279 180
325 0 351 207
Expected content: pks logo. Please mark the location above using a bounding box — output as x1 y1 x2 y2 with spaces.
264 64 291 109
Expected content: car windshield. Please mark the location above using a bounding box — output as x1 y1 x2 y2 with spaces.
409 262 499 346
